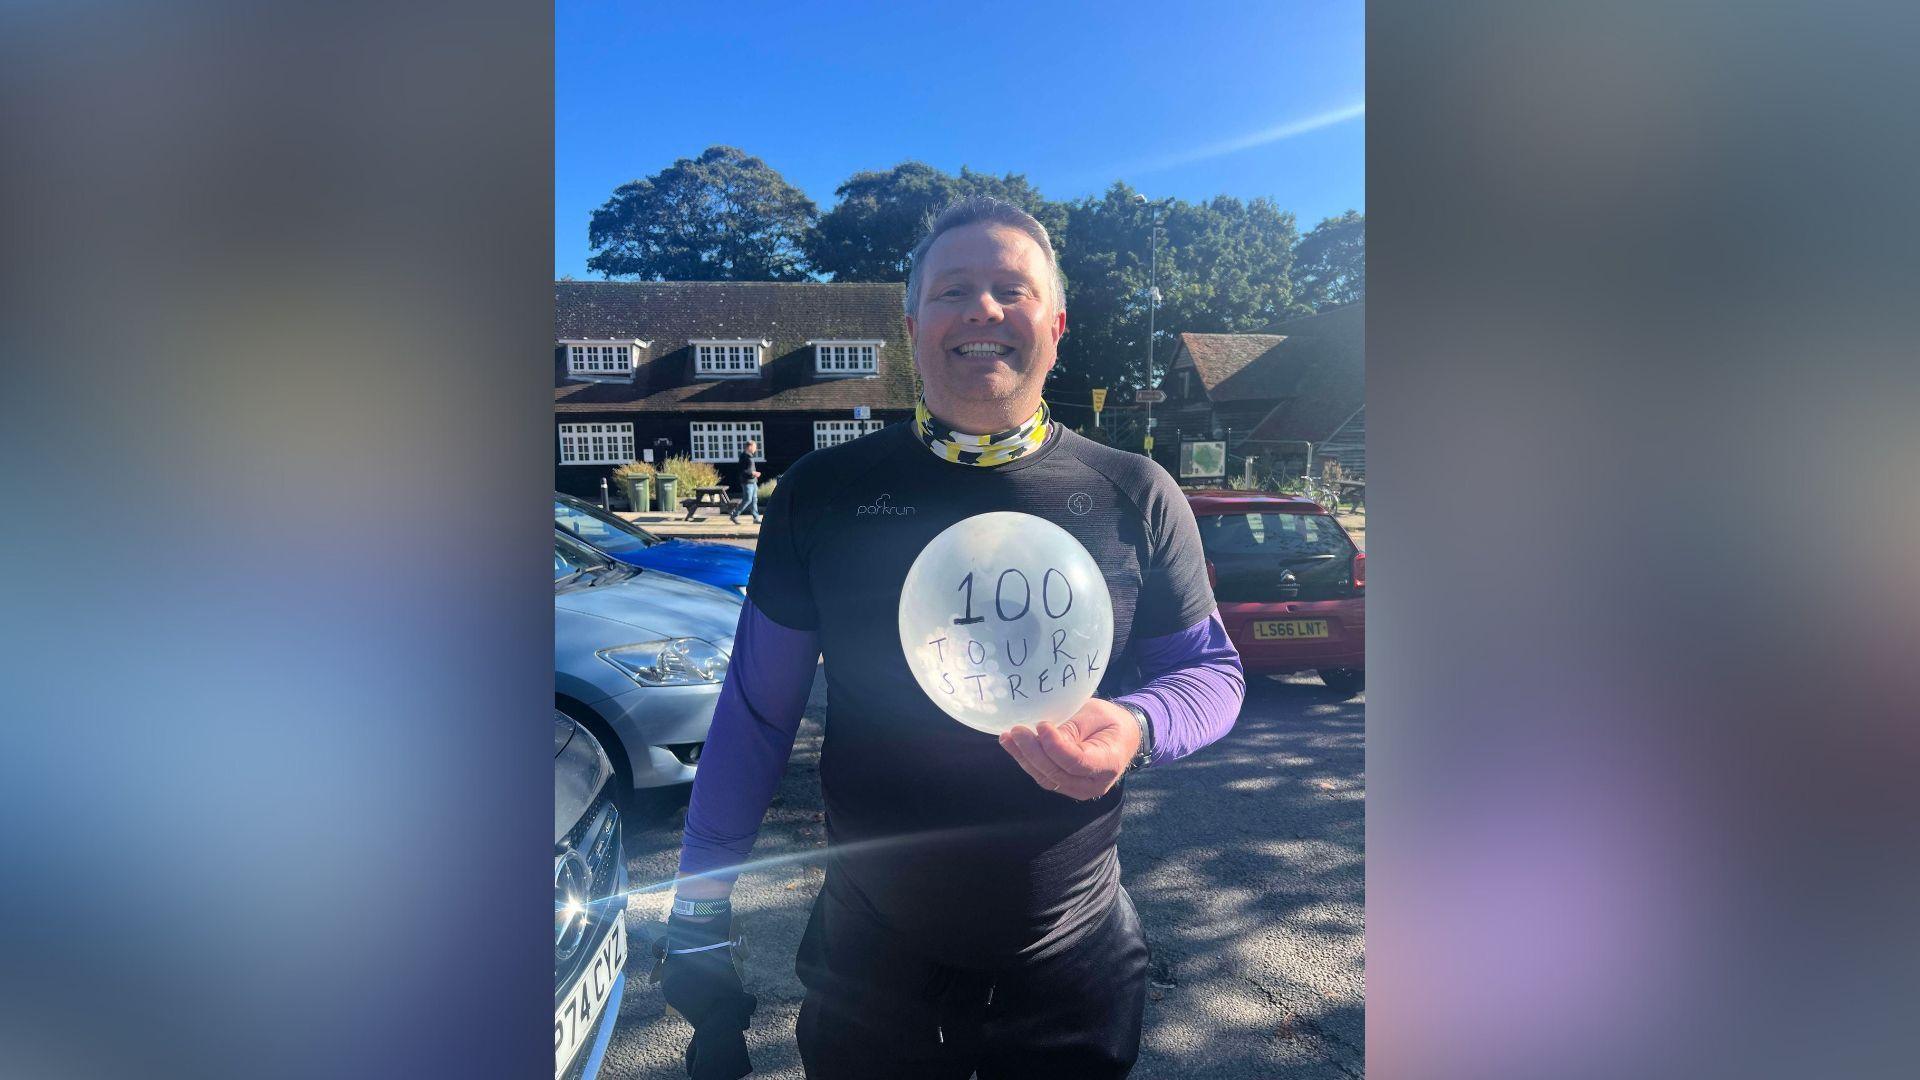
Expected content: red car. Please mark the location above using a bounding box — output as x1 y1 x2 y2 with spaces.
1186 490 1365 696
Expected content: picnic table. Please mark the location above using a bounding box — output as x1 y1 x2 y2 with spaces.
1335 479 1366 511
680 484 739 521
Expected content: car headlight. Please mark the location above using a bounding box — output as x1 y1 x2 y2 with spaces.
597 638 729 686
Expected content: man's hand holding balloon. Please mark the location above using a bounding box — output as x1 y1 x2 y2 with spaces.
998 698 1141 800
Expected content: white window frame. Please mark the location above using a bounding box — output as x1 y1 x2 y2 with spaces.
690 421 765 463
814 419 885 449
690 338 769 379
557 422 636 466
561 339 648 380
806 339 883 377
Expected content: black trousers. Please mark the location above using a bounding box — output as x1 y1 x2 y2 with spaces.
794 885 1150 1080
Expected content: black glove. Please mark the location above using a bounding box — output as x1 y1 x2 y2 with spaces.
658 910 756 1080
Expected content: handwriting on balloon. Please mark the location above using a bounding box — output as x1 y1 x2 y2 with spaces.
924 571 1104 703
898 511 1114 734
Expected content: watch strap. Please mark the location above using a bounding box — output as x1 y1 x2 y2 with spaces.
1117 701 1154 769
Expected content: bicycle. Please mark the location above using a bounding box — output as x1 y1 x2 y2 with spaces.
1298 474 1343 512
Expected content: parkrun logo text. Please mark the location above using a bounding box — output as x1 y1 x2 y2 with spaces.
855 494 918 517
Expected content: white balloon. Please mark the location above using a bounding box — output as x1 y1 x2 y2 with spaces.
898 512 1115 735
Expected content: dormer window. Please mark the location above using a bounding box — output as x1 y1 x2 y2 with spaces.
691 338 768 379
807 339 882 377
562 339 646 379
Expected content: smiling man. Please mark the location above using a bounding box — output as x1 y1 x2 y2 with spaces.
659 198 1245 1080
909 213 1067 437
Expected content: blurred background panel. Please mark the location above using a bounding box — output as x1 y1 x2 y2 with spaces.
1370 2 1920 1079
0 3 552 1078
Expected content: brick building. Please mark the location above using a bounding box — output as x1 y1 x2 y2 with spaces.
554 281 918 498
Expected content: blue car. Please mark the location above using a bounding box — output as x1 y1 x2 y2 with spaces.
554 491 753 595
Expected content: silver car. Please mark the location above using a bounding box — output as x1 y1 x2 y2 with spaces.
554 528 741 806
555 713 626 1080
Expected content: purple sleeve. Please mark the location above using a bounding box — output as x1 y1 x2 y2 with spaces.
1114 612 1245 766
676 600 820 882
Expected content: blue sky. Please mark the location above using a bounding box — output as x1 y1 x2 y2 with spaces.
556 0 1363 279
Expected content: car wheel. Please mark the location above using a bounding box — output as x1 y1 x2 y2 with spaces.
1317 668 1365 697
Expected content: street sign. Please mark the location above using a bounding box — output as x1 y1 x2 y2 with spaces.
853 406 870 419
1091 388 1108 411
1135 388 1166 404
1147 417 1158 428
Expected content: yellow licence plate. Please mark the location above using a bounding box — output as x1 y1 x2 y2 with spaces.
1252 619 1330 640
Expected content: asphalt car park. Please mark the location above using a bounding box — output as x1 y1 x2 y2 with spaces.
594 669 1365 1080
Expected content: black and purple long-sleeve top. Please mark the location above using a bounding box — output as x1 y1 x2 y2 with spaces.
678 424 1244 965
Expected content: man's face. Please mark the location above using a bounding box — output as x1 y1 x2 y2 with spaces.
906 223 1066 430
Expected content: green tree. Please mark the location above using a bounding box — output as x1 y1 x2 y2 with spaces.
1053 184 1299 394
806 162 1064 283
1292 210 1365 311
587 146 817 280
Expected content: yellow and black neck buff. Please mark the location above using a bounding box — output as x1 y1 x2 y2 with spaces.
915 398 1053 468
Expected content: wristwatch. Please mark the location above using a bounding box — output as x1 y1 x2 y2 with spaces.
1116 700 1154 770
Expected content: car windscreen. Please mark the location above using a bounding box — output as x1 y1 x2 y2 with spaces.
1196 511 1354 561
554 497 656 554
554 529 614 582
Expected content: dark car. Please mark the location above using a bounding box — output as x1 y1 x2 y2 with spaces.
555 713 627 1080
1187 490 1365 696
554 492 753 595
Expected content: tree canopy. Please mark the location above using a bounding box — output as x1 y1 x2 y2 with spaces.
1053 184 1300 395
804 163 1063 283
1292 210 1365 311
586 146 817 281
582 151 1360 390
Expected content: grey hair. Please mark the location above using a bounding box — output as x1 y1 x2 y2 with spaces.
903 197 1067 316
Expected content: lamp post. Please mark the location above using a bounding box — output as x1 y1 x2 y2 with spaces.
1134 193 1164 458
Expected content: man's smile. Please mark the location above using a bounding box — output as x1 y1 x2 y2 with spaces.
952 341 1014 359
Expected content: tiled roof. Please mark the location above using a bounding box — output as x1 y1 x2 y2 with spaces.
1170 301 1363 443
1237 302 1365 444
1175 333 1289 401
554 281 918 413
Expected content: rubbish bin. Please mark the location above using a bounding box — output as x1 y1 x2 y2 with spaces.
621 475 653 513
654 473 679 514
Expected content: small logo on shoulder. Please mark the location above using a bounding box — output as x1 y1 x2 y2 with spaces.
856 493 917 517
1067 492 1093 516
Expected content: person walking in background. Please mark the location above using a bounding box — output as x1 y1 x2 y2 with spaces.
731 439 761 525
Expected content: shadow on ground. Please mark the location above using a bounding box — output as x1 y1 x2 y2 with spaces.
1124 674 1365 1079
598 672 1364 1079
